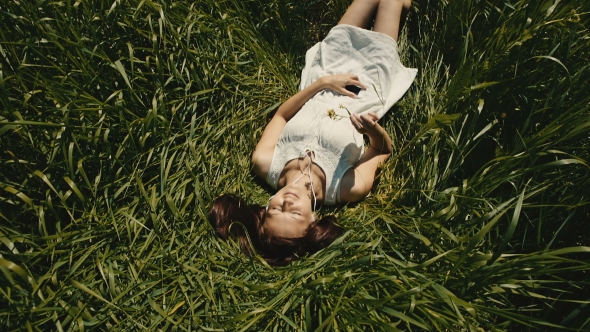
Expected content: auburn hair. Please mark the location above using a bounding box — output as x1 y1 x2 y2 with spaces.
208 194 343 266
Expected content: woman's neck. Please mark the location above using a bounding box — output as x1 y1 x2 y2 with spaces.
280 159 326 201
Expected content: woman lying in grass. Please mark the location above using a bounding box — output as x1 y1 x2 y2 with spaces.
209 0 417 265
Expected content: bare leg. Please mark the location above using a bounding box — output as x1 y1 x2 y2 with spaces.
338 0 380 29
338 0 411 41
373 0 411 42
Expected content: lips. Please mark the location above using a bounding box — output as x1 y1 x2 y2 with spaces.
285 192 299 199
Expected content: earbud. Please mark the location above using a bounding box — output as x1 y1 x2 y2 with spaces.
265 195 275 212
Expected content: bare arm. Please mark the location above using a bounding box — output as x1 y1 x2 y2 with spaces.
252 74 367 179
340 113 392 202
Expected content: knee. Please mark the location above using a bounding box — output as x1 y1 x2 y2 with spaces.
389 0 411 9
364 0 381 6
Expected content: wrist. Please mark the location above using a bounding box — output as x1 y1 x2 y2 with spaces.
316 76 329 90
368 143 392 154
365 124 385 140
367 127 392 153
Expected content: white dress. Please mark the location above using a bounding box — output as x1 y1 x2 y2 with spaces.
266 24 417 205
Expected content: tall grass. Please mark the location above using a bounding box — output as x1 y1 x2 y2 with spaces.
1 0 589 330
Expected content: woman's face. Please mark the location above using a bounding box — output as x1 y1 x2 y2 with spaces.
264 184 315 238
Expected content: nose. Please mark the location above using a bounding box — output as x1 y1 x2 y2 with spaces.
283 196 296 206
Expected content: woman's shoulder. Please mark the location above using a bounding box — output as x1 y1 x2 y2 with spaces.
251 147 274 180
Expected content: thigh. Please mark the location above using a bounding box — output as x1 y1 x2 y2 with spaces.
373 0 410 42
337 0 380 29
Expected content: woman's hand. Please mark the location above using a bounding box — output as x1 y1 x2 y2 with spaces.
350 112 380 135
350 112 392 154
321 74 367 99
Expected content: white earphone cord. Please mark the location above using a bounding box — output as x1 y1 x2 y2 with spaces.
292 152 317 211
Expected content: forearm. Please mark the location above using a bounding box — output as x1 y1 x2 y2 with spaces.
276 78 327 121
366 125 392 155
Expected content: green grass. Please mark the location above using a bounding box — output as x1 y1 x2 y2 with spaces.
1 0 589 330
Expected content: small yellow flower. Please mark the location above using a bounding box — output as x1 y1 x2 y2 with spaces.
327 109 336 119
328 107 350 121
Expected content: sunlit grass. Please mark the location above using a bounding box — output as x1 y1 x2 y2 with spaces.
1 0 589 330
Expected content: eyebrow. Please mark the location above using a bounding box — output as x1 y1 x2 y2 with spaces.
268 212 303 222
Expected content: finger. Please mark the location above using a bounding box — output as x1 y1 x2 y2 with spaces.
368 112 379 121
350 117 362 132
360 113 376 127
350 114 361 128
349 77 367 90
341 89 357 99
349 79 366 91
350 114 363 130
349 117 359 131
